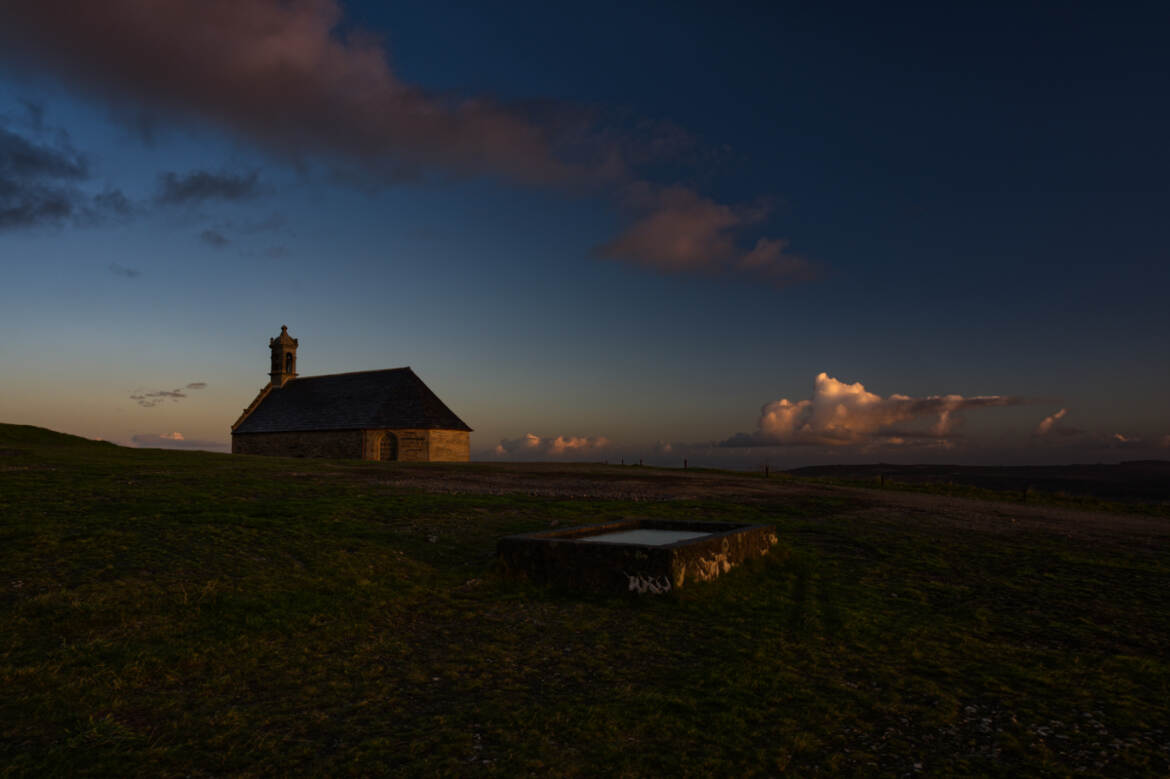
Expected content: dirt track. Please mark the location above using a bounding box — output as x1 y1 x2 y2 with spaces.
342 462 1170 546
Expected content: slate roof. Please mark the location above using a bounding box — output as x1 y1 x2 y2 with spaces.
232 367 472 435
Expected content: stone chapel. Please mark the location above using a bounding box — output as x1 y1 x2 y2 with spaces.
231 326 471 461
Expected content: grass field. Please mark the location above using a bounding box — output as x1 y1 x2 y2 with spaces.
2 423 1169 776
785 462 1170 515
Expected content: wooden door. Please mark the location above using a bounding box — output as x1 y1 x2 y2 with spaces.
379 433 398 461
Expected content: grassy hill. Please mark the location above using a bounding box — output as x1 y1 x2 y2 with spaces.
0 422 119 448
2 423 1168 775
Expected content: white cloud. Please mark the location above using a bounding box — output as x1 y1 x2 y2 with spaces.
1035 408 1068 435
723 372 1026 447
130 432 226 451
493 433 610 459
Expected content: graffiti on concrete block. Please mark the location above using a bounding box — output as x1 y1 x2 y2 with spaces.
625 572 672 595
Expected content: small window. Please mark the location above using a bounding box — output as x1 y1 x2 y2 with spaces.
284 353 294 372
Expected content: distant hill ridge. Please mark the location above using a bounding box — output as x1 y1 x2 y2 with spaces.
0 423 115 448
2 423 1168 505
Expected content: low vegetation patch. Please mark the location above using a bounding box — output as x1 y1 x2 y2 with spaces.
2 424 1168 775
785 462 1170 516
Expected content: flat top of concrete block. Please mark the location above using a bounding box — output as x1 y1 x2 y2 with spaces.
504 519 765 545
579 529 711 546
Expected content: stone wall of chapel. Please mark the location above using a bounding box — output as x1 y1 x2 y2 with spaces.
428 429 470 462
231 430 363 458
233 428 469 462
361 429 431 462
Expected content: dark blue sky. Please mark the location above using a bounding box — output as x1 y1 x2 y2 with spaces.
0 0 1166 463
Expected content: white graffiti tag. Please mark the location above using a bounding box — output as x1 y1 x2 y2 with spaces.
625 572 672 595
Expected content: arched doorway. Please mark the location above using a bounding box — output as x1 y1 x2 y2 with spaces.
378 432 398 461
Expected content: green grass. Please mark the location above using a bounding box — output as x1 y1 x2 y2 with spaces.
776 470 1170 518
775 473 1170 519
2 424 1168 776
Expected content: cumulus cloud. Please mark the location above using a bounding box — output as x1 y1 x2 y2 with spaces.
131 432 227 451
722 372 1027 448
130 381 206 407
1035 408 1068 435
0 0 808 280
493 433 610 458
156 170 261 205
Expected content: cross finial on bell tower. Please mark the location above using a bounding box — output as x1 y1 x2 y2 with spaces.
268 325 298 388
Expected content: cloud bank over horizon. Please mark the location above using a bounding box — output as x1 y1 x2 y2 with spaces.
130 431 227 451
491 433 611 459
722 372 1029 449
472 377 1169 466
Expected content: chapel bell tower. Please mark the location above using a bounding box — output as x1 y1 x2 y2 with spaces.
269 325 298 388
